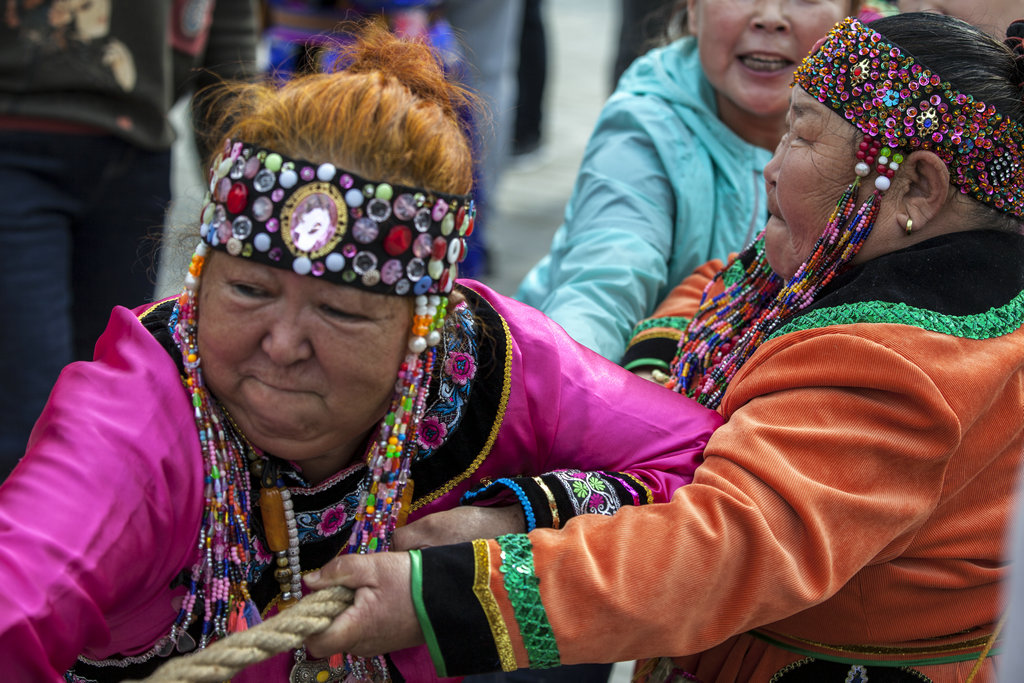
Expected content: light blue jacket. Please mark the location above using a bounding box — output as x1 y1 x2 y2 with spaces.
516 37 772 361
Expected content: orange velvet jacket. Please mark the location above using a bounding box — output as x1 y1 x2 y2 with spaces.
418 231 1024 683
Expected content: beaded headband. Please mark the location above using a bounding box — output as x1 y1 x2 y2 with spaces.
795 17 1024 219
199 139 475 296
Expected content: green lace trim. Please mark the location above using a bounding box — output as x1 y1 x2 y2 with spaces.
630 316 691 337
496 534 560 669
723 258 747 287
770 289 1024 341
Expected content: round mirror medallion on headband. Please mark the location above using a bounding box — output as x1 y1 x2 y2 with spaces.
199 139 475 296
280 182 347 259
794 17 1024 219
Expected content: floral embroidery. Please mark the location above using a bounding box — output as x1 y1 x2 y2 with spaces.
550 469 620 516
294 484 365 542
415 301 478 462
417 415 448 449
444 351 477 385
316 503 348 536
249 480 365 584
252 536 273 565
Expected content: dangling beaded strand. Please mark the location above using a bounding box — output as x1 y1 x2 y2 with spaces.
670 175 881 409
164 241 262 654
339 293 446 682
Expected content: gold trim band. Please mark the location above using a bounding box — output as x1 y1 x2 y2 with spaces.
472 539 517 671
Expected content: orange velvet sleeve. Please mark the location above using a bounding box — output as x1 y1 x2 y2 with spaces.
493 326 1018 666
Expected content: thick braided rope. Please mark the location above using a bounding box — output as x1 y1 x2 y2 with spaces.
129 586 354 683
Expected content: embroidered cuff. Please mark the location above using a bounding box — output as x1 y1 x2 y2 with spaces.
630 315 692 338
471 539 517 671
462 471 654 530
420 543 504 676
409 549 446 677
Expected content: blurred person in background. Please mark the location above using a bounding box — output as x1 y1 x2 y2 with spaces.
0 0 258 480
516 0 858 362
898 0 1020 38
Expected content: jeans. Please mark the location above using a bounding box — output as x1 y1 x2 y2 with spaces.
0 131 170 477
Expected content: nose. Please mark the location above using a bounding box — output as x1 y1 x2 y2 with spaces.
261 314 314 365
752 0 790 33
764 140 784 188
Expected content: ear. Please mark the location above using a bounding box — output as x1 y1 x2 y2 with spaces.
893 150 950 235
687 0 700 34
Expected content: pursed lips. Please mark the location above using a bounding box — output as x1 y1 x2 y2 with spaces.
248 374 320 395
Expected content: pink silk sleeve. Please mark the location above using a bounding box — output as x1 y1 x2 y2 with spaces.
0 305 203 680
465 280 721 502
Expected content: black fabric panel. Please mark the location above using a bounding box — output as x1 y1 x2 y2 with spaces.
421 543 503 676
620 336 680 371
802 230 1024 318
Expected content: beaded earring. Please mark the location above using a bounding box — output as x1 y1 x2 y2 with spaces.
334 293 445 681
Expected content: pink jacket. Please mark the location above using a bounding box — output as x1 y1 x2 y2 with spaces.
0 281 721 681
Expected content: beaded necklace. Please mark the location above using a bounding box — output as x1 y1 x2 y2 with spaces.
669 177 880 409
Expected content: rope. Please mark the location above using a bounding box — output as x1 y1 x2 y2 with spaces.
128 586 354 683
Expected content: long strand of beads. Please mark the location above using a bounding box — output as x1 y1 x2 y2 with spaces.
258 481 303 607
671 175 881 409
164 240 259 654
336 293 445 682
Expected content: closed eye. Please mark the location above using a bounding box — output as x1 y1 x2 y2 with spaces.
320 303 366 321
231 283 268 298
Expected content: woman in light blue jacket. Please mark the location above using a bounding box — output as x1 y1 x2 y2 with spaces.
517 0 856 361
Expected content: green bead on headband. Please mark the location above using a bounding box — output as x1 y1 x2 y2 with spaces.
199 139 475 296
795 17 1024 219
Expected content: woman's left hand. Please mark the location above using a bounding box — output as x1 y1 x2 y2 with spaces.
304 552 422 659
392 504 526 550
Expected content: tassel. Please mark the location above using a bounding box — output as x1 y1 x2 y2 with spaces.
227 600 244 632
243 599 263 628
329 653 345 670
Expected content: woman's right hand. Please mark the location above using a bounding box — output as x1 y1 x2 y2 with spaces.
303 552 423 659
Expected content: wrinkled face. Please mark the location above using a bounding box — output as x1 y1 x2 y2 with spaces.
687 0 851 121
763 88 859 278
197 252 412 479
898 0 1022 38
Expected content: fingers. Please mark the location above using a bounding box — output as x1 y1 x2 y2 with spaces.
302 552 423 659
304 553 366 591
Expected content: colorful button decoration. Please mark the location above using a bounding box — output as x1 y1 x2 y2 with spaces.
199 140 475 296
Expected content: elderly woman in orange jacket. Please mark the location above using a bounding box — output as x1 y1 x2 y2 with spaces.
304 12 1024 683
